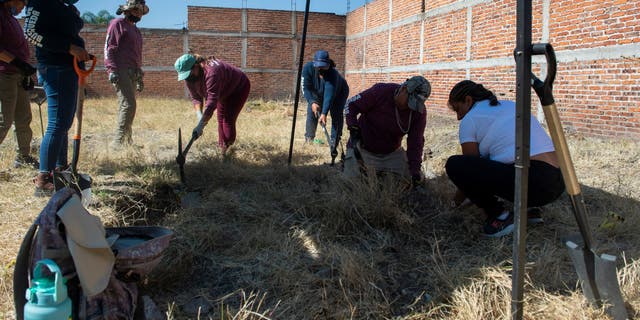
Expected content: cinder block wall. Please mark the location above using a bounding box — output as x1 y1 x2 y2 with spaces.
345 0 640 138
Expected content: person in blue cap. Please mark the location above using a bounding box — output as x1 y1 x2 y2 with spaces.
344 76 431 187
302 50 349 159
0 0 39 169
174 52 251 155
24 0 92 196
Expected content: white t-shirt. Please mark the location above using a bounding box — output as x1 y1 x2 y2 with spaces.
458 99 555 164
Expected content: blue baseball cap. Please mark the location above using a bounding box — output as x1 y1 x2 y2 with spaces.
174 54 196 81
313 50 330 68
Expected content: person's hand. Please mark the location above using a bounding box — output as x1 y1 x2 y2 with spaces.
21 76 35 91
108 72 119 84
136 78 144 92
311 102 320 118
69 44 90 61
10 58 36 77
319 114 327 126
192 119 207 140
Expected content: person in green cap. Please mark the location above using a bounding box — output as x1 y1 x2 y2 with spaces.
174 53 251 155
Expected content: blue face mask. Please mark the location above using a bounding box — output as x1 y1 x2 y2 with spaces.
10 6 20 16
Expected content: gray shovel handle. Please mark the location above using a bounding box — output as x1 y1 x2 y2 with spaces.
531 44 595 249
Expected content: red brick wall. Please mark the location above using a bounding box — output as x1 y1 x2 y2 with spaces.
345 0 640 138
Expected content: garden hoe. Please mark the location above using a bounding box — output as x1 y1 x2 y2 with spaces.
320 122 338 166
55 56 96 207
176 128 196 184
531 43 627 320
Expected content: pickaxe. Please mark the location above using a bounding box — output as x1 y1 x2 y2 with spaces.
176 128 196 184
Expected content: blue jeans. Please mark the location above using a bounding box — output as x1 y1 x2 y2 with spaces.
304 102 344 149
38 64 78 172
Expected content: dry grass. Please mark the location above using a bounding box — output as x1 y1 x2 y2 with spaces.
0 96 638 319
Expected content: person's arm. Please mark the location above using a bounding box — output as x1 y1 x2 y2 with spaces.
104 19 121 74
302 63 318 105
460 142 480 156
321 72 337 116
202 67 221 122
406 111 427 176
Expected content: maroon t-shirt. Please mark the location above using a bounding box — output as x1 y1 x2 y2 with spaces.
104 18 142 73
345 83 427 175
0 7 30 74
186 59 249 120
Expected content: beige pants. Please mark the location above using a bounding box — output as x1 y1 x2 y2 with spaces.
0 72 33 157
343 142 410 178
113 68 139 144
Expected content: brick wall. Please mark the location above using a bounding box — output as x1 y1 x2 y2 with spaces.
345 0 640 139
65 7 345 100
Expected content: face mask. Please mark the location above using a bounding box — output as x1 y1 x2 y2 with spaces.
10 6 19 16
126 15 141 23
185 74 198 83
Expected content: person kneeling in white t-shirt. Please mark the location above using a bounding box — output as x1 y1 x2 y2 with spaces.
445 80 565 238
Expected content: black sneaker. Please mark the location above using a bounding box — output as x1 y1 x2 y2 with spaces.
527 207 544 225
483 212 515 237
14 155 39 169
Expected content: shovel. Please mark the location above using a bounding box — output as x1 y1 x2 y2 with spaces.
176 128 196 184
55 56 97 206
531 43 628 320
320 122 338 166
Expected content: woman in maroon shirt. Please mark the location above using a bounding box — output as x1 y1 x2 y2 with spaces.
174 53 251 155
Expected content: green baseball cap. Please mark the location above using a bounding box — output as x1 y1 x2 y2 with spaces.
174 54 196 81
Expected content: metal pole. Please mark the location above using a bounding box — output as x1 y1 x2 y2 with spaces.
512 0 532 318
287 0 311 165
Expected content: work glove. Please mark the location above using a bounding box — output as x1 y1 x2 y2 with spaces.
135 68 144 92
21 76 35 91
192 119 207 140
108 72 119 85
10 58 36 77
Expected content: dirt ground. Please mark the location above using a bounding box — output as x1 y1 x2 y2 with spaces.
1 97 639 319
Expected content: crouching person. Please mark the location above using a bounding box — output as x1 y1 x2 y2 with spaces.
343 76 431 187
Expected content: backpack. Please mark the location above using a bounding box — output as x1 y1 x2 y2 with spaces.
14 187 173 320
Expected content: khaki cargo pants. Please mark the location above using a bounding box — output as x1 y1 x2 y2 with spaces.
0 72 33 157
113 68 141 145
343 142 410 179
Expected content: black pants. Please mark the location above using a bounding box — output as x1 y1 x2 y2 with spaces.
445 155 565 219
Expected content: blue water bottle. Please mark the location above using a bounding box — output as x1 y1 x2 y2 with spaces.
24 259 72 320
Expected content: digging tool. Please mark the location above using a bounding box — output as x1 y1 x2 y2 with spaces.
29 86 47 138
531 43 628 320
55 56 96 206
320 122 338 166
176 128 196 184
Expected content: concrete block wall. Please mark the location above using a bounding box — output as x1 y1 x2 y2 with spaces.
345 0 640 138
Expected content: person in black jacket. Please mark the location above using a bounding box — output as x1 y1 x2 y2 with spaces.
24 0 92 196
302 50 349 158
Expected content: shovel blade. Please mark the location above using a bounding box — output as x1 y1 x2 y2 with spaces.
566 241 629 320
595 253 629 320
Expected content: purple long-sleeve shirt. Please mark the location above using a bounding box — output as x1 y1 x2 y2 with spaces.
0 6 30 74
104 18 142 73
185 59 249 120
345 83 427 175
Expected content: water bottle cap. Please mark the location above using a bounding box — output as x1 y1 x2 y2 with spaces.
25 259 68 305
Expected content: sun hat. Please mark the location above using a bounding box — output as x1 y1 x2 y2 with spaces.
313 50 331 68
116 0 149 15
403 76 431 114
174 54 197 81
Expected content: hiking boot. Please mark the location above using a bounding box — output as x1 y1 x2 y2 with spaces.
34 172 54 197
14 155 39 169
483 212 515 237
527 207 544 225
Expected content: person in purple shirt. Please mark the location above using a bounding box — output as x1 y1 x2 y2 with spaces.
104 0 149 146
0 0 39 169
344 76 431 186
174 53 251 155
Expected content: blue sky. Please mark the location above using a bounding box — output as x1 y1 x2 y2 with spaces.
74 0 368 29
